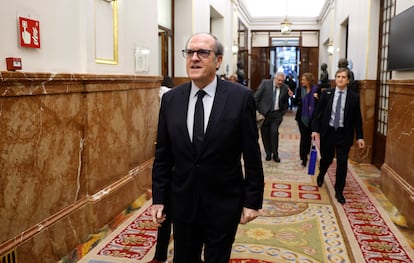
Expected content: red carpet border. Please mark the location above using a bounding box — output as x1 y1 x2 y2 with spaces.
230 260 273 263
96 206 157 260
326 165 414 262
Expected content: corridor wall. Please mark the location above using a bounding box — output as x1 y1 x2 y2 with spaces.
380 0 414 229
0 72 159 262
0 0 159 75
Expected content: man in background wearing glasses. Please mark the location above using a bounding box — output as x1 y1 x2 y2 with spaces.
151 32 264 263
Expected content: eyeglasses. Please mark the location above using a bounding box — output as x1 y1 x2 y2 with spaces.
181 49 215 59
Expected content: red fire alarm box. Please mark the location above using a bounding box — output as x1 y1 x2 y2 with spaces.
6 57 22 71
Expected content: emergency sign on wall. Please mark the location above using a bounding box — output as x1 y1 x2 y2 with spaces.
19 17 41 48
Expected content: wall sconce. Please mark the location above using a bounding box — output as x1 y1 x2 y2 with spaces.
327 43 334 55
281 19 292 35
232 43 239 55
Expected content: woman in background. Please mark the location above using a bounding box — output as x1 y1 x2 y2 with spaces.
293 73 318 167
229 74 238 83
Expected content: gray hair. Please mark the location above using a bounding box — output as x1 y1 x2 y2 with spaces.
185 32 224 56
274 71 285 79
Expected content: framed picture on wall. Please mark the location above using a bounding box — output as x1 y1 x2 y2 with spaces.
95 0 118 64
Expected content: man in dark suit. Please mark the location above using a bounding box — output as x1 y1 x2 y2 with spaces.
151 32 264 263
311 67 365 204
255 72 293 162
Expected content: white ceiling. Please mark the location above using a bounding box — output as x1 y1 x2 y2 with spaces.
241 0 327 19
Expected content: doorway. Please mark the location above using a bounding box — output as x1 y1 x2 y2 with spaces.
270 46 299 90
158 27 172 78
250 34 319 92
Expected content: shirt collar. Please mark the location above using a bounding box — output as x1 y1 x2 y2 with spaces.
335 87 347 93
191 77 217 98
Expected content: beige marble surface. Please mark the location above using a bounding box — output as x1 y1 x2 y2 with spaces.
381 80 414 228
0 72 159 261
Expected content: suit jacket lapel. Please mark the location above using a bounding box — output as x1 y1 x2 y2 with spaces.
176 83 193 151
328 90 335 114
204 82 228 147
343 90 352 123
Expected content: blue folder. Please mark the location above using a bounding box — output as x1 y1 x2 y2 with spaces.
308 144 317 175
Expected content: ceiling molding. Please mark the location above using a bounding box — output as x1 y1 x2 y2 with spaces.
235 0 331 31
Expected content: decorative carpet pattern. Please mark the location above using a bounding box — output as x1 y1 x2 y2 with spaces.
232 203 350 262
59 193 151 263
77 201 159 263
264 181 330 204
96 204 157 260
62 110 414 263
325 165 414 262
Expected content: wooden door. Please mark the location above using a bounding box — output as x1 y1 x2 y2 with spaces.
299 47 319 84
250 47 270 92
250 46 319 92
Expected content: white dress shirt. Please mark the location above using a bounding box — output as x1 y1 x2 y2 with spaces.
273 86 280 111
187 78 216 141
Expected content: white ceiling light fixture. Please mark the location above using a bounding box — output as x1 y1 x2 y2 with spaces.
281 0 291 34
281 18 292 35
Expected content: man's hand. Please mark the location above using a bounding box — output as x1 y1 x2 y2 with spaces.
357 139 365 149
150 204 166 227
311 132 320 142
240 207 259 224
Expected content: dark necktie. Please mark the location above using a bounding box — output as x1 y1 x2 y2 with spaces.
334 91 343 129
193 90 206 155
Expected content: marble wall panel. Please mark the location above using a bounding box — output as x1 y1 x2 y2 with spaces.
381 163 414 228
0 72 160 260
13 165 152 263
14 201 93 263
83 83 159 194
385 81 414 185
0 92 84 242
128 87 159 167
380 79 414 228
83 87 131 193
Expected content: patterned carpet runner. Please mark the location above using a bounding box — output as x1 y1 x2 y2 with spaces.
61 111 414 263
326 165 414 262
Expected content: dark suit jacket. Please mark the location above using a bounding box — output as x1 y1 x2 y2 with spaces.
152 77 264 227
254 79 290 116
311 88 363 146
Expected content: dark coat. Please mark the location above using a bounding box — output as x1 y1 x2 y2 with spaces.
152 77 264 227
254 79 290 116
311 88 363 147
